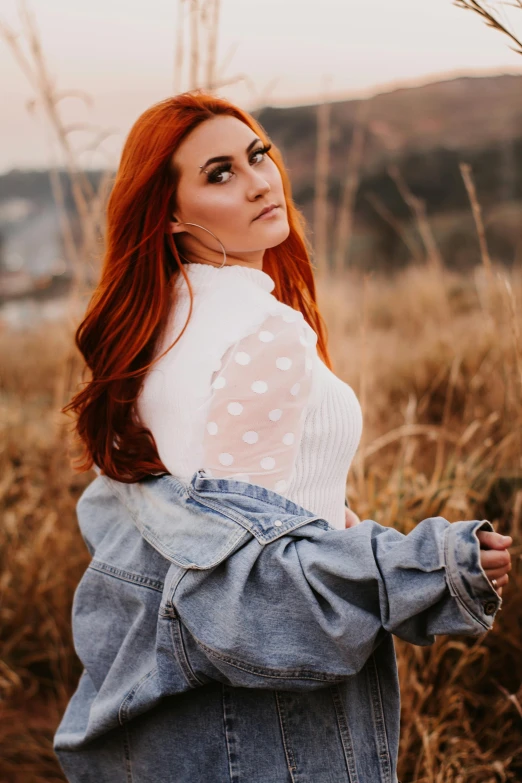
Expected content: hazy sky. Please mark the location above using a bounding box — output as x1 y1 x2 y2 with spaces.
1 0 522 173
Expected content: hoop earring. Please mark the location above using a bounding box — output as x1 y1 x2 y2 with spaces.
173 221 227 268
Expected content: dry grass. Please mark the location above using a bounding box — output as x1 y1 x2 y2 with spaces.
0 323 92 783
0 2 520 780
1 263 521 782
321 262 522 781
454 1 522 56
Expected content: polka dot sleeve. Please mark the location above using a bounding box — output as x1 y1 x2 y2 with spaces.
201 308 317 494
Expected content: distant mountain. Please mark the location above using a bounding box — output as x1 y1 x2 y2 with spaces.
1 73 521 279
257 73 522 268
258 74 522 172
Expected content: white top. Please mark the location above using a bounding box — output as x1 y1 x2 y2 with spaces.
136 262 363 530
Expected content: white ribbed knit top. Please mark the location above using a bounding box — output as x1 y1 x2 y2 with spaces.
136 262 363 530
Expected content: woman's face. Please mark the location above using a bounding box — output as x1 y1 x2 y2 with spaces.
169 115 289 268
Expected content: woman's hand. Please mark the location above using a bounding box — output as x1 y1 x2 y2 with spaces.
345 507 361 528
477 528 513 598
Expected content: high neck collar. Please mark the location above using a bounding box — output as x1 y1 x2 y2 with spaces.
178 262 275 294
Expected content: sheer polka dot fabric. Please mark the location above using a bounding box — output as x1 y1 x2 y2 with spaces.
202 309 317 493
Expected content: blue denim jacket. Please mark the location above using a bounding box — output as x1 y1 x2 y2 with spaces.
54 469 502 783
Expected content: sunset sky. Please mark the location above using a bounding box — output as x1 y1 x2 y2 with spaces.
1 0 521 173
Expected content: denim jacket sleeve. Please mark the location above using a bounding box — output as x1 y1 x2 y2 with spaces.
163 514 501 689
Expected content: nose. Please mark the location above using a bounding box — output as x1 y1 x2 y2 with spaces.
246 168 271 200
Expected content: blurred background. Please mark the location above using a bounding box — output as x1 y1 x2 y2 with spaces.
1 1 522 781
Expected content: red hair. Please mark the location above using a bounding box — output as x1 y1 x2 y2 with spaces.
63 90 333 483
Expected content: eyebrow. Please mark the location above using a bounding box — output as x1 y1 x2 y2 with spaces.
199 137 262 174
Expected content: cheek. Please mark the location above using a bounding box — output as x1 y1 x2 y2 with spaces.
192 191 244 226
176 182 234 224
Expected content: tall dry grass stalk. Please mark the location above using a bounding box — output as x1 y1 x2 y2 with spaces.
364 191 425 264
460 162 493 276
333 116 366 275
203 0 221 89
387 163 444 273
0 3 113 305
174 0 275 101
353 271 371 505
189 0 200 89
454 0 522 54
173 0 186 93
385 163 452 335
314 79 332 279
501 275 522 394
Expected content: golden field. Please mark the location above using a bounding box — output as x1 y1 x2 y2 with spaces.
1 261 521 782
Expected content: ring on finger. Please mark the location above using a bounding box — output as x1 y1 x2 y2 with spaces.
491 578 498 590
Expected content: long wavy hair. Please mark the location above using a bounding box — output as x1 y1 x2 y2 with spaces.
62 90 333 483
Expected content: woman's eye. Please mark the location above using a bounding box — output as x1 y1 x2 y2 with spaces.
211 171 232 184
207 144 271 185
250 148 266 164
249 144 271 165
208 167 233 184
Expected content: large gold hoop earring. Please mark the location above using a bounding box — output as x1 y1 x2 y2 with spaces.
173 222 227 268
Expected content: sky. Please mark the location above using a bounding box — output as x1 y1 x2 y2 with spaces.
1 0 522 173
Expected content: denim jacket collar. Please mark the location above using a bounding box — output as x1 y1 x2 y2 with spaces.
106 469 327 569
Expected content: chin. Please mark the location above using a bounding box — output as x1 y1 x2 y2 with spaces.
233 219 290 252
261 221 290 248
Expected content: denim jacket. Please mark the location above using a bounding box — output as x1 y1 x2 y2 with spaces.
54 469 502 783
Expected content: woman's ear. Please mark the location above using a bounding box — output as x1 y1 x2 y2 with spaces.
169 216 184 234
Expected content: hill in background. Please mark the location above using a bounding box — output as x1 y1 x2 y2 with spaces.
1 72 521 289
257 73 522 269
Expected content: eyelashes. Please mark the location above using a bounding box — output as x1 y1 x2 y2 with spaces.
206 143 272 184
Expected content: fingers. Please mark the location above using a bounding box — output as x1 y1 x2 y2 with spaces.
483 562 512 580
480 548 511 571
477 528 513 595
485 573 509 588
477 530 512 549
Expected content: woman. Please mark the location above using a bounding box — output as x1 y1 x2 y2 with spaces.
56 91 511 782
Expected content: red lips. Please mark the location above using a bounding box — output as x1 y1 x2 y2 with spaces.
254 203 278 220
